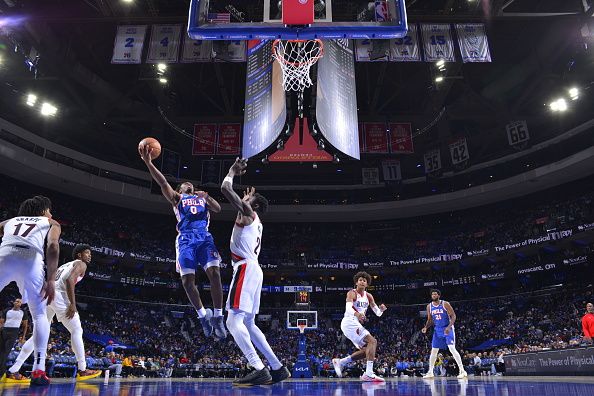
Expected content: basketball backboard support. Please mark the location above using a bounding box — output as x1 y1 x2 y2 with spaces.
188 0 408 40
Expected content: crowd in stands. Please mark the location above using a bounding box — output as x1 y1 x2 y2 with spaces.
1 286 590 378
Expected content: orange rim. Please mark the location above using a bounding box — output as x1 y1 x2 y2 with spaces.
272 39 324 67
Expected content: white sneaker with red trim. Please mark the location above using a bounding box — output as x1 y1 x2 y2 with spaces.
360 373 385 383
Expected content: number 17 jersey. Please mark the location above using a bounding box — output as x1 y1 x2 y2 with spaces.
0 217 51 256
230 213 262 263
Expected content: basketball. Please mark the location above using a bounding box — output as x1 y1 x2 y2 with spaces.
138 137 161 160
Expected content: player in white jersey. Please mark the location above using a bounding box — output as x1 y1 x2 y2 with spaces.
221 158 290 386
333 271 387 382
6 244 102 382
0 196 60 386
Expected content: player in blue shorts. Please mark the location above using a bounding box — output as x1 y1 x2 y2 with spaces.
140 145 226 339
421 289 467 379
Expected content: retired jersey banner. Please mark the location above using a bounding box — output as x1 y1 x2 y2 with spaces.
389 123 414 153
213 40 247 62
355 39 390 62
382 160 402 181
420 24 455 62
181 38 212 62
506 120 530 146
146 25 182 63
111 25 147 64
192 124 217 155
364 123 389 153
449 138 470 165
217 123 241 155
389 24 421 62
424 149 442 174
455 23 492 63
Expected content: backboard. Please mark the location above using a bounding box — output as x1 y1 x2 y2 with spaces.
287 310 318 330
188 0 408 40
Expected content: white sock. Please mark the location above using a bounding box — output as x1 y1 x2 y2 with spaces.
339 356 352 366
428 348 439 372
447 345 465 373
245 313 282 370
366 361 374 375
226 310 265 371
9 336 34 373
197 307 207 318
31 313 50 372
214 308 223 317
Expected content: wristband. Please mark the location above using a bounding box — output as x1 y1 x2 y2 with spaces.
372 305 383 317
346 302 355 316
223 176 234 185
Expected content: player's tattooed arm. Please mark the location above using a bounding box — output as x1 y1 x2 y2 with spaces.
222 158 255 223
421 304 433 333
139 144 180 205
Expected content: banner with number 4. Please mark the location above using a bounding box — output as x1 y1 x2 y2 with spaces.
449 138 470 165
112 25 147 64
424 149 442 174
146 24 182 63
506 121 530 146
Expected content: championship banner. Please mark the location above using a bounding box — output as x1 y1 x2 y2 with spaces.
506 120 530 146
455 23 492 63
364 123 389 153
181 38 212 62
424 149 442 173
111 25 147 64
389 24 421 62
420 24 455 62
217 123 241 155
213 40 247 62
355 39 390 62
449 138 470 165
389 123 414 153
146 24 182 63
382 159 402 181
192 124 217 155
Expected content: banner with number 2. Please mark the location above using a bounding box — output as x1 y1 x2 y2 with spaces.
112 25 147 64
146 24 182 63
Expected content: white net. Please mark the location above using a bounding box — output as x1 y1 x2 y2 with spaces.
272 39 324 92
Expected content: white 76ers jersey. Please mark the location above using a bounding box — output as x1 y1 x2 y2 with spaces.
230 213 263 263
1 217 51 256
345 290 370 318
55 261 84 295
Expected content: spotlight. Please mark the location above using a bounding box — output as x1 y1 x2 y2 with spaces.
317 139 325 151
435 76 444 83
568 87 579 100
157 63 167 72
332 154 340 164
261 155 269 165
40 102 57 116
416 163 421 168
435 59 445 67
276 140 285 150
549 98 567 112
159 78 168 84
26 93 37 107
122 0 134 3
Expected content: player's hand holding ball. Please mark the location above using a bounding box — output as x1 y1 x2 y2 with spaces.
138 137 161 163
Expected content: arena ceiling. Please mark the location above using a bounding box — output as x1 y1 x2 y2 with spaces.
0 0 593 179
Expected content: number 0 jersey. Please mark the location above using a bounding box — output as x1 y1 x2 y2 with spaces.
0 217 51 255
173 193 210 234
230 213 262 263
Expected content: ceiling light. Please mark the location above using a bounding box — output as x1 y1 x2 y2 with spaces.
157 63 167 72
40 102 57 116
159 78 168 84
435 76 444 83
550 98 567 112
26 93 37 107
436 59 445 67
568 87 579 100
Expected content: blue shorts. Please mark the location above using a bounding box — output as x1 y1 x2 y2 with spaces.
175 232 220 276
432 326 456 349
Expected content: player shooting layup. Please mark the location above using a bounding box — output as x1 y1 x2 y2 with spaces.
333 271 387 382
221 158 290 386
421 289 467 379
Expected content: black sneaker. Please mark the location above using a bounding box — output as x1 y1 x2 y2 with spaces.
232 368 272 386
269 366 291 384
211 315 227 340
199 308 213 337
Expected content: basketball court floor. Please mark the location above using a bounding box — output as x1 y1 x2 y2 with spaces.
1 377 594 396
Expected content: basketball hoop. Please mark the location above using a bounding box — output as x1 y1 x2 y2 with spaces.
272 39 324 93
298 324 307 334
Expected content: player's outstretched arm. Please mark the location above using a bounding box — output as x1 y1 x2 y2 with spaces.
43 220 61 305
221 158 254 219
138 145 179 206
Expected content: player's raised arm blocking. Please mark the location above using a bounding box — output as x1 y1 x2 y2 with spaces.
221 158 255 223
